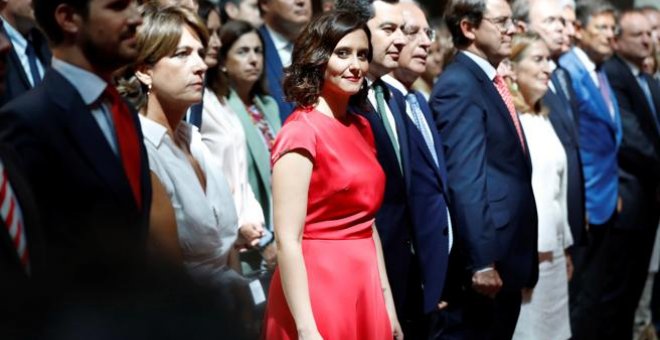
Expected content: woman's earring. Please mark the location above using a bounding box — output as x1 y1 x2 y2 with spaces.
147 84 152 96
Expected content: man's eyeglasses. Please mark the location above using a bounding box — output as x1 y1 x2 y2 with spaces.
482 16 515 32
402 25 437 42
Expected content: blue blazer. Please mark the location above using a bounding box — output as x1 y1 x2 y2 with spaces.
544 69 586 245
258 26 295 122
390 87 451 314
351 83 414 317
0 70 151 291
431 52 538 291
559 49 622 225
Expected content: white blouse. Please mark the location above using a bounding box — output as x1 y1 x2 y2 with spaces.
519 113 574 252
140 116 238 282
200 89 265 228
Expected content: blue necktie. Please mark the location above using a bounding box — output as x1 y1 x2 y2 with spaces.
24 40 42 86
405 92 438 167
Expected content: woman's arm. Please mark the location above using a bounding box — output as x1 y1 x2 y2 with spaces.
372 224 404 340
148 172 183 267
272 151 322 339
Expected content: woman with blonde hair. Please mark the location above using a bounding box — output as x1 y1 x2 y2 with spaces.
510 32 574 340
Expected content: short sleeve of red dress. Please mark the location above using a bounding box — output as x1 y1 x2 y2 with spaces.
271 120 317 167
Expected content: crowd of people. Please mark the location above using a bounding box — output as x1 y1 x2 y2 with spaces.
0 0 659 339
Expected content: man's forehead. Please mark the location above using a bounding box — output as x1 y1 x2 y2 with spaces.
530 0 563 19
372 1 404 23
401 3 428 27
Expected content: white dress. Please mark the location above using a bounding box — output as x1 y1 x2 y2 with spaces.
140 116 239 284
200 89 265 229
513 113 574 340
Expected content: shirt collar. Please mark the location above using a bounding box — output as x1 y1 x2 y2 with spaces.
461 50 497 81
139 115 194 149
264 24 291 51
622 57 642 77
381 74 408 95
51 58 108 105
549 60 558 73
572 46 597 73
1 18 27 53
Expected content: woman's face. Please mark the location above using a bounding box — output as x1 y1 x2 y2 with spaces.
204 10 222 67
224 31 263 90
513 40 552 104
148 25 208 108
322 29 370 97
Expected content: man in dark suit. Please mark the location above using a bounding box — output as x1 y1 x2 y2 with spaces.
0 6 46 337
558 1 623 338
257 0 311 121
0 0 151 298
430 0 538 338
381 1 452 339
601 10 660 339
0 0 51 106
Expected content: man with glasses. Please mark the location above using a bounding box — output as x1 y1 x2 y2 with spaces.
430 0 538 338
558 1 622 338
381 1 452 338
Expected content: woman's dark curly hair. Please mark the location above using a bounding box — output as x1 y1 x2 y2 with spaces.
283 10 372 108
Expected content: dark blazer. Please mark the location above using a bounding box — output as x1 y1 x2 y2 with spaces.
430 51 538 291
0 144 47 338
544 68 587 245
559 49 622 226
391 87 452 314
258 25 295 122
0 70 151 293
603 55 660 230
0 27 51 106
351 81 414 317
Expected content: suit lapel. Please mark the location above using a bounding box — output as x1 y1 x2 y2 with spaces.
416 91 448 187
7 45 32 91
44 71 137 209
386 86 412 189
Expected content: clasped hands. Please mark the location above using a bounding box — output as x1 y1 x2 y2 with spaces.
472 266 503 298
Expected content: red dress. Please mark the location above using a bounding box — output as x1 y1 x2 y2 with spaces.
263 108 391 339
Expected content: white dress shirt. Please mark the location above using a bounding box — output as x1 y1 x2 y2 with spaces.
200 90 266 229
1 19 45 87
140 116 239 283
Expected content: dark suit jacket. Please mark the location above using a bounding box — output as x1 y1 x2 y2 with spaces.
351 82 414 318
0 27 51 106
544 68 587 245
603 55 660 230
0 144 47 338
0 69 151 294
258 25 295 122
430 52 538 291
391 87 452 314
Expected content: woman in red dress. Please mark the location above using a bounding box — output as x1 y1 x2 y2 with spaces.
263 11 403 340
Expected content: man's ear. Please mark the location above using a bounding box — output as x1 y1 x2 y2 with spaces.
54 3 83 36
459 18 477 42
516 21 527 34
225 2 239 20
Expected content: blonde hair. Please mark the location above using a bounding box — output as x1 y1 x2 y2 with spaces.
117 5 209 111
508 32 549 116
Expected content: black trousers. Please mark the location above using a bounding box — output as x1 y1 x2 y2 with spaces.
570 212 658 340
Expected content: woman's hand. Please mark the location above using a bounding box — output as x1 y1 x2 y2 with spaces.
390 314 404 340
237 223 265 250
298 327 324 340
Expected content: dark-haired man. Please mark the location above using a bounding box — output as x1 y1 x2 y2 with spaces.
0 0 51 106
258 0 311 121
430 0 539 338
0 0 152 297
220 0 262 28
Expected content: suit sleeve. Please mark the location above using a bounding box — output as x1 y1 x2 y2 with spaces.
430 77 498 271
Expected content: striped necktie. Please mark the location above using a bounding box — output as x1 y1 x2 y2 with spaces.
0 162 30 274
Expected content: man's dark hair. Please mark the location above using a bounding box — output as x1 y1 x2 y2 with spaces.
575 0 616 28
34 0 90 45
335 0 399 23
444 0 486 48
283 10 372 108
198 0 219 22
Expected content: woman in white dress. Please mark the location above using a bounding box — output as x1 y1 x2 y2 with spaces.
128 5 258 283
509 32 574 340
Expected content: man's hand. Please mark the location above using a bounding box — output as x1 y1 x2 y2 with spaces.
472 268 503 298
237 223 265 250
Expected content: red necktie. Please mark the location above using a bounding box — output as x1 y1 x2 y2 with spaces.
0 164 30 273
105 86 142 209
493 75 526 152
